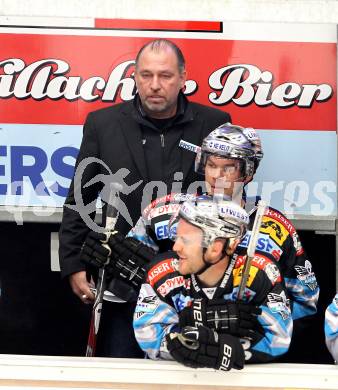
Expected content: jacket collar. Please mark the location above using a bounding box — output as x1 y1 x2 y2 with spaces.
133 92 191 127
119 95 202 183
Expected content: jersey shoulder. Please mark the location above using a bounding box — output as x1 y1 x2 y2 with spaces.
262 206 304 255
247 206 303 256
142 193 196 219
263 207 296 236
142 193 196 243
145 251 188 300
146 251 179 285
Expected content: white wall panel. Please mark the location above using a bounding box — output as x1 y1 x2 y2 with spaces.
0 0 337 24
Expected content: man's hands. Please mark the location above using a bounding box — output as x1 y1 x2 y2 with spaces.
179 298 262 340
166 325 245 371
80 231 156 289
69 271 95 304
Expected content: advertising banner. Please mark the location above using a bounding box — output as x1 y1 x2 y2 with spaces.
0 20 336 216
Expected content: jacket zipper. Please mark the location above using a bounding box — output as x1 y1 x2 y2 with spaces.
160 133 165 147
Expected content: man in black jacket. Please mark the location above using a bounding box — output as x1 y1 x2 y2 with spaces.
59 38 231 357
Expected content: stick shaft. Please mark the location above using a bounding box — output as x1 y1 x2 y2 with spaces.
86 183 120 356
237 200 266 301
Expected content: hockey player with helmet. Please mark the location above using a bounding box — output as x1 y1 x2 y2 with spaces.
124 124 264 255
134 196 293 369
324 293 338 362
81 122 319 324
193 124 319 321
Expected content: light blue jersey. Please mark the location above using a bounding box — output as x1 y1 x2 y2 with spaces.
325 293 338 362
134 251 293 363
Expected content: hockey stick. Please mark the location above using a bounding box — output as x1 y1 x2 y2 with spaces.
237 200 266 301
86 183 121 357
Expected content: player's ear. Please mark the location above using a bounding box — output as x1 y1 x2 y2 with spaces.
180 70 187 90
207 239 225 261
226 238 240 256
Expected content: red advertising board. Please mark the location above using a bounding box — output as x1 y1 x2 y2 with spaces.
0 26 336 130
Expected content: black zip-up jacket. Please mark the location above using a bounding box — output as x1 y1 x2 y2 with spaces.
59 94 231 279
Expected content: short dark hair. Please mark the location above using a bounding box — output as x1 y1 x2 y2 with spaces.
135 39 185 73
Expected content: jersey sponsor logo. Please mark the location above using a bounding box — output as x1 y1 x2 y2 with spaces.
267 291 291 320
154 220 170 240
295 260 318 291
264 262 282 285
135 295 159 318
134 311 144 320
236 253 270 270
239 232 282 260
157 275 190 297
254 255 282 285
265 209 304 255
292 231 304 256
224 286 256 302
260 216 288 246
234 254 281 285
265 208 295 235
233 259 259 288
147 258 176 285
172 293 193 312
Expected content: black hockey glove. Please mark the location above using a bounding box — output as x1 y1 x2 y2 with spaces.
166 326 245 371
108 232 156 289
179 298 262 340
80 230 113 269
81 230 156 288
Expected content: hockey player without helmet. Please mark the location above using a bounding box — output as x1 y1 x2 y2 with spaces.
169 196 249 248
195 123 263 178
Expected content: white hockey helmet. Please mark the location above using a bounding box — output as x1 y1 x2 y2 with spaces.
195 123 263 178
170 195 249 248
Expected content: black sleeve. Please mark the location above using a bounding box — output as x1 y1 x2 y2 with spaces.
58 112 102 279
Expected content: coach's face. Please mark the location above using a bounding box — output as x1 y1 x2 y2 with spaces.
134 46 186 119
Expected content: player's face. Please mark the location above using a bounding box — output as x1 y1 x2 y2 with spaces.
204 156 244 197
134 46 186 119
173 218 205 275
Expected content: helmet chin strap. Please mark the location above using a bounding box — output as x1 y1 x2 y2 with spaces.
195 238 230 276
